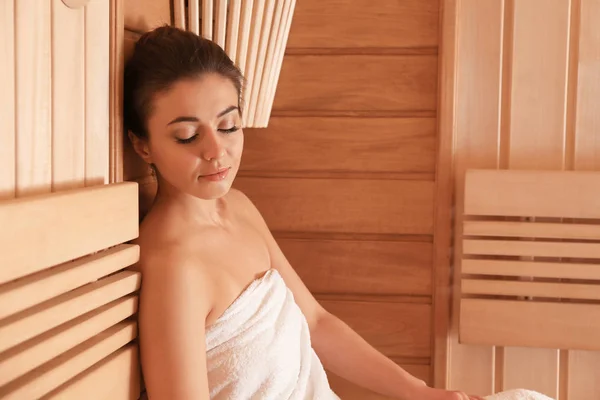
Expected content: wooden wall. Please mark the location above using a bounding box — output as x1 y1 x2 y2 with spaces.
443 0 600 399
0 0 111 199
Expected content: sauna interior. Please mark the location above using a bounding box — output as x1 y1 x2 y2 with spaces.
1 0 600 399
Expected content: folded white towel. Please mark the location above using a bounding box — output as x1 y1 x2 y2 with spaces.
484 389 555 400
205 269 339 400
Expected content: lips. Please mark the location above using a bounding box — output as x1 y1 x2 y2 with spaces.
199 167 230 181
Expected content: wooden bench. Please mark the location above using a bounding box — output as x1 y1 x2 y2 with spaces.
0 182 142 399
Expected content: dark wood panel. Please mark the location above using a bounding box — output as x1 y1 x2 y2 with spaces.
287 0 439 49
242 117 436 175
234 178 434 235
321 301 431 358
124 0 171 32
280 239 432 295
273 55 438 112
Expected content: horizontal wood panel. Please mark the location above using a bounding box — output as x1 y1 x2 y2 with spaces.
0 182 139 285
460 299 600 351
287 0 439 49
124 0 171 32
242 117 436 174
273 55 438 112
321 301 431 358
279 238 432 295
462 279 600 301
463 239 600 259
464 170 600 218
234 178 434 235
461 259 600 280
327 363 431 399
464 220 600 240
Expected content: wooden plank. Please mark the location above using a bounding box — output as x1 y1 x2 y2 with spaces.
0 271 140 354
462 279 600 301
225 0 242 63
202 0 214 40
0 244 139 320
0 296 138 387
568 350 600 400
0 321 137 400
123 0 170 32
0 0 15 199
0 182 138 284
15 0 52 197
280 239 431 295
241 0 266 124
109 0 125 183
273 55 438 112
463 239 600 259
502 347 559 398
508 0 570 170
188 0 199 35
286 0 439 49
84 0 110 186
464 220 600 240
52 0 86 192
214 0 228 48
460 299 600 351
462 259 600 281
42 344 141 400
465 169 600 219
322 301 431 358
241 118 436 175
173 0 185 29
234 178 434 235
235 0 254 74
327 363 431 399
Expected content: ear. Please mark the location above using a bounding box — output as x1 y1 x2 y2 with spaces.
128 131 153 164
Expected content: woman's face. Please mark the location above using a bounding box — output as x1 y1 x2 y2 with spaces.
143 73 243 200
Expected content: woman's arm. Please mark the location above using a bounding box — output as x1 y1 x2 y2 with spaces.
137 251 212 400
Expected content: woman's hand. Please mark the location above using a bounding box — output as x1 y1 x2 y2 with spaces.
408 385 485 400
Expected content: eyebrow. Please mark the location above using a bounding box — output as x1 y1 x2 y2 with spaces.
166 106 240 126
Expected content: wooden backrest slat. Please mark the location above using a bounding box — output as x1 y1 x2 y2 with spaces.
462 279 600 301
462 259 600 280
463 239 600 259
464 220 600 240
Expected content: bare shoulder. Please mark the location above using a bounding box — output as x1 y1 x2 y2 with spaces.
227 188 265 224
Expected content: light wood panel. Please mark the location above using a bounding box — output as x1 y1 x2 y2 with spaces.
462 259 600 281
242 117 436 175
234 178 434 235
463 239 600 259
272 55 438 112
464 220 600 240
0 0 15 199
279 239 432 295
287 0 439 49
568 350 600 400
462 279 600 301
15 0 52 197
124 0 170 32
110 0 125 183
322 301 431 358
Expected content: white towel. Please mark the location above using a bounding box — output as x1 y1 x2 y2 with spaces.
205 269 339 400
485 389 555 400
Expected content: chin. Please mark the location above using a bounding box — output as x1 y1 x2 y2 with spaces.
191 181 233 200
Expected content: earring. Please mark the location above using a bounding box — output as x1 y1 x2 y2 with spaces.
149 163 157 177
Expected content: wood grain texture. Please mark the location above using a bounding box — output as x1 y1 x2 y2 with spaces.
123 0 170 32
287 0 439 49
52 0 86 191
568 349 600 400
15 0 52 197
110 0 125 183
279 239 432 295
272 55 438 112
0 0 15 199
234 177 434 235
242 117 436 175
322 300 431 358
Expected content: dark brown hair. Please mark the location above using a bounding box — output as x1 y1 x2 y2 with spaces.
124 25 244 139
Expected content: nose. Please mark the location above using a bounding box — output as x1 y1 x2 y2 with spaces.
200 128 225 161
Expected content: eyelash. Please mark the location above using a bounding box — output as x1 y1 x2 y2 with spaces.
175 126 240 144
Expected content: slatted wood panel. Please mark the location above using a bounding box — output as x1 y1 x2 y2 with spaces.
0 183 141 399
124 0 170 32
0 0 15 199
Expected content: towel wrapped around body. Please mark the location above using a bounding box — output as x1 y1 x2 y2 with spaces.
204 268 340 400
485 389 555 400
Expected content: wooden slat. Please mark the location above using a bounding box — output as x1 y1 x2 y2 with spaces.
286 0 439 49
273 55 438 112
568 350 600 400
0 321 137 400
462 279 600 301
214 0 228 48
280 239 431 295
109 0 125 184
0 244 139 320
188 0 199 35
225 0 241 63
85 0 110 186
0 182 138 284
464 170 600 219
123 0 170 32
0 271 140 353
502 347 559 398
15 0 52 197
460 299 600 351
0 296 138 386
322 301 431 358
463 239 600 259
241 0 266 125
202 0 213 40
173 0 185 30
241 117 436 175
464 220 600 240
461 259 600 281
234 178 434 235
42 344 140 400
235 0 254 74
0 0 15 199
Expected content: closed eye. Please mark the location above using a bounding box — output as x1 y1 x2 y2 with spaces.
219 126 240 134
175 134 198 144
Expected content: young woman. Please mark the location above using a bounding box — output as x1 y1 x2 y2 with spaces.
124 26 483 400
